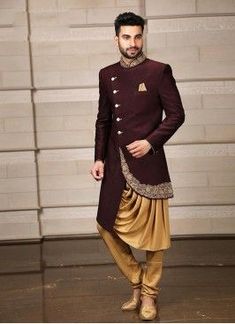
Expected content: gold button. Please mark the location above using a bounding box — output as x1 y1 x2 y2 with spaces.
115 104 120 108
117 130 123 135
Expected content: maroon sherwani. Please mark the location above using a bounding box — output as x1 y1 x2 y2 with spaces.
94 53 185 233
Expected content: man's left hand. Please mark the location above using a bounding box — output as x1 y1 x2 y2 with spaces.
126 140 151 158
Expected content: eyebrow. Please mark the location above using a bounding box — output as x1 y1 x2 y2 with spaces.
121 33 143 37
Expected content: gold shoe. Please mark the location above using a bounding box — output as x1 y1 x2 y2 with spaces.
139 297 158 321
121 296 140 311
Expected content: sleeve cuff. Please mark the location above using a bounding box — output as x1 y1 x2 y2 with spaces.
146 140 158 155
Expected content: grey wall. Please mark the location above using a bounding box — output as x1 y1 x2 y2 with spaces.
0 0 235 241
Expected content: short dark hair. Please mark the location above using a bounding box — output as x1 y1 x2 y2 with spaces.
114 12 145 36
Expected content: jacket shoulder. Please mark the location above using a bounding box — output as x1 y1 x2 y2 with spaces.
146 58 170 71
99 62 120 78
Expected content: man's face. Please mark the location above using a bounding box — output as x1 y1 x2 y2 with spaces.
115 25 143 59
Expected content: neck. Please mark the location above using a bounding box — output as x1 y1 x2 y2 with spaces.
120 52 146 68
121 56 137 65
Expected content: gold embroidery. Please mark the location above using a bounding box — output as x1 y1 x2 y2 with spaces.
119 148 173 199
120 52 146 68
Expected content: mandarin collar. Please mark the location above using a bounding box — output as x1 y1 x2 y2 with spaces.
120 52 147 68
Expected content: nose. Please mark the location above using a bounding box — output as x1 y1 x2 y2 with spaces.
130 38 136 47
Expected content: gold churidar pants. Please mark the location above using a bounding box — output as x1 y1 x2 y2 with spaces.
97 222 164 298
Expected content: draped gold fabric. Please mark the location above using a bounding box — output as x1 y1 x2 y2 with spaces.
113 183 171 251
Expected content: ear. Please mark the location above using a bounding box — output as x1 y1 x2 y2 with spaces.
114 35 118 47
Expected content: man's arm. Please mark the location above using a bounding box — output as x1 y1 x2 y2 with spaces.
90 160 104 181
94 69 113 162
145 64 185 152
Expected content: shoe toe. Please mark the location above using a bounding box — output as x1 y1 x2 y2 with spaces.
121 298 139 311
139 305 157 321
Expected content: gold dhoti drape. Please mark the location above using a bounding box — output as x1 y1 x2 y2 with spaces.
113 182 171 251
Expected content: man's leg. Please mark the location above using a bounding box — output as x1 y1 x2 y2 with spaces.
138 249 164 320
141 249 164 299
97 222 143 289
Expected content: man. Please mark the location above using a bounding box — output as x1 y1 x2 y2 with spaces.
90 12 185 321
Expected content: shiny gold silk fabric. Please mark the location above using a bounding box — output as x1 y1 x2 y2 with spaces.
113 183 171 251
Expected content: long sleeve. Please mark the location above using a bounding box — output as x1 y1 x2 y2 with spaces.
145 64 185 152
94 69 113 162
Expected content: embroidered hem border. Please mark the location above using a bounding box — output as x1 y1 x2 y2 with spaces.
119 148 174 199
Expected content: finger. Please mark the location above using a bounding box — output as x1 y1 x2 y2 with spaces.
91 169 98 179
96 167 104 178
133 153 142 158
91 168 101 180
130 147 142 155
130 150 140 156
132 150 145 158
129 145 140 150
97 167 104 178
126 141 139 150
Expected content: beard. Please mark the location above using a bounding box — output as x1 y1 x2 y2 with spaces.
118 43 143 59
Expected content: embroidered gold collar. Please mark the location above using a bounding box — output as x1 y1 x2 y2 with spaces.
120 52 146 68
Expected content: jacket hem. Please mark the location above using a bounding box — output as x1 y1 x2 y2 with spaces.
119 147 174 199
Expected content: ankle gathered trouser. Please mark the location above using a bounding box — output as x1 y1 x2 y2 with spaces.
97 222 164 299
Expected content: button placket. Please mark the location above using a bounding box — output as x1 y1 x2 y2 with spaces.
111 75 123 136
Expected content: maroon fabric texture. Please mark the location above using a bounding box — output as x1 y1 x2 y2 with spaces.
94 58 185 233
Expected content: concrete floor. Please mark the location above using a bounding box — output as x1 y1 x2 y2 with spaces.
0 236 235 322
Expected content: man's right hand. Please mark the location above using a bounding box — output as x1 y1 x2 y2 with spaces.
90 160 104 181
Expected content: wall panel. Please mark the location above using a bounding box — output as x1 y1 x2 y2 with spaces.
0 0 234 240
